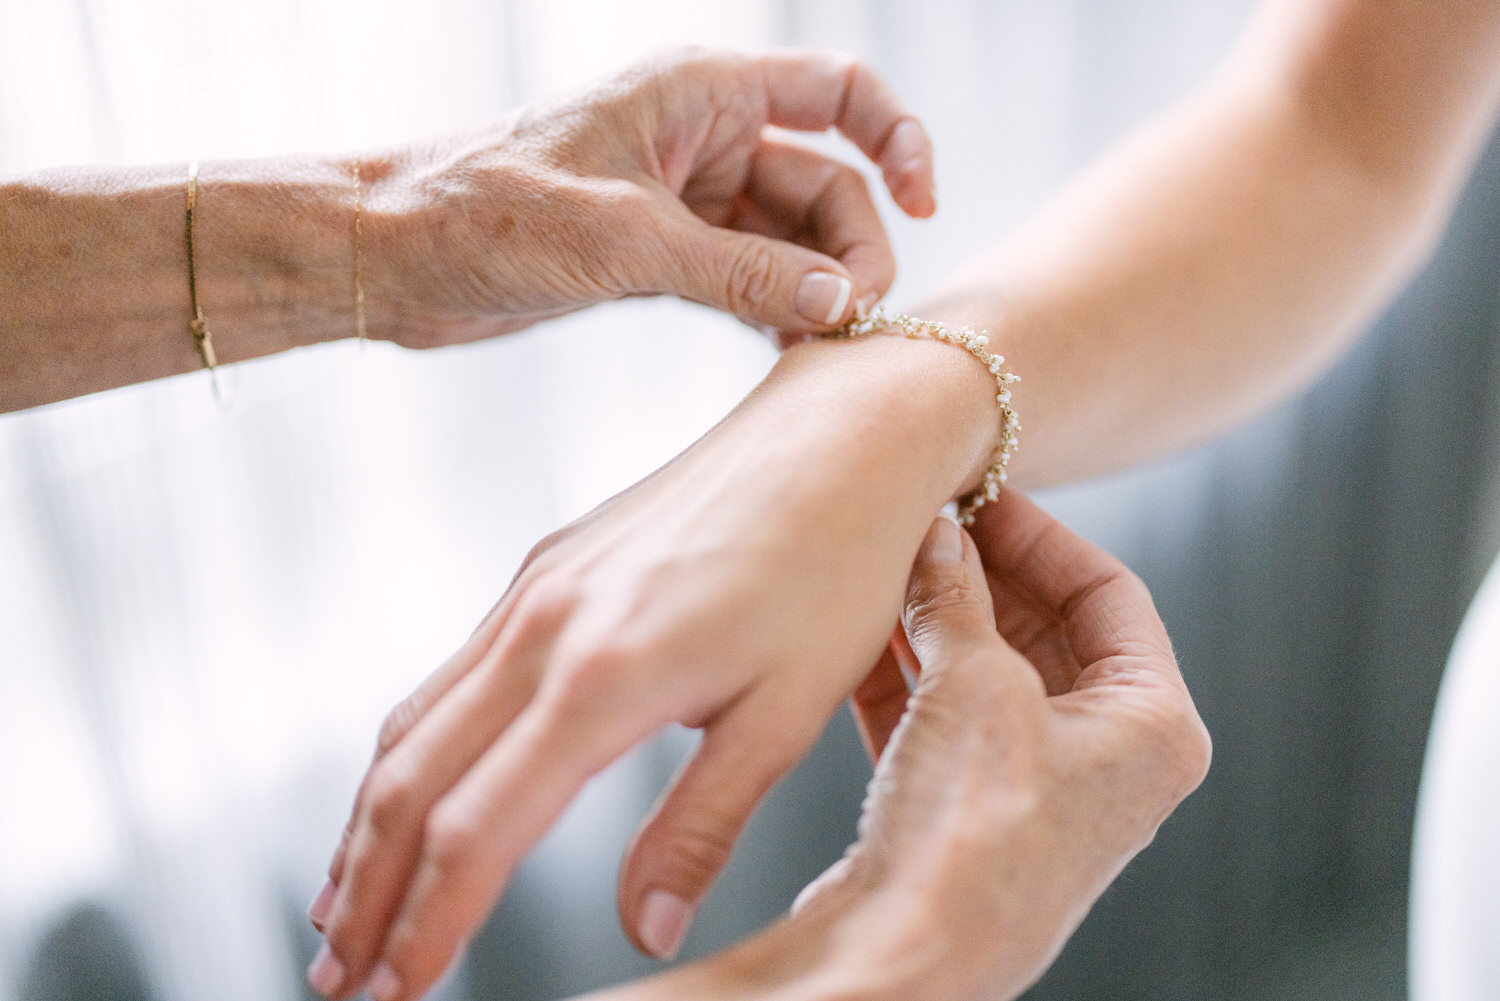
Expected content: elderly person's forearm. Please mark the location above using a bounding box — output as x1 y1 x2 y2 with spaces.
0 159 364 410
2 49 936 416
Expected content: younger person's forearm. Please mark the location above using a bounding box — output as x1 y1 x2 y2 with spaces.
918 0 1500 488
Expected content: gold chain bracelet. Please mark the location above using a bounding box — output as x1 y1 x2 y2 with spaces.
184 162 218 373
185 161 234 406
352 155 367 342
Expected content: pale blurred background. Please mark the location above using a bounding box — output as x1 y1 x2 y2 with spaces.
3 2 1499 1000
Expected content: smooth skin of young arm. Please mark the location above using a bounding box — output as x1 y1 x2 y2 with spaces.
0 49 936 413
928 0 1500 486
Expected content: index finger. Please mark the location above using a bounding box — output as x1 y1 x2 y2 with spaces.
750 49 937 219
968 489 1177 673
971 492 1211 809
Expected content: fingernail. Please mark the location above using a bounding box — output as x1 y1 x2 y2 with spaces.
307 943 345 996
368 961 402 1001
888 119 927 167
796 272 852 326
307 879 335 931
920 517 963 564
639 889 694 961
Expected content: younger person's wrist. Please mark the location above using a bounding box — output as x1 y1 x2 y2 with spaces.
824 306 1021 523
773 326 1011 512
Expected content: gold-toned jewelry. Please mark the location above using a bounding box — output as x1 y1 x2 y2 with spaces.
830 304 1020 526
352 155 367 342
184 161 220 377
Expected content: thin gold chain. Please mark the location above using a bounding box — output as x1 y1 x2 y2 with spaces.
185 161 218 372
353 156 367 342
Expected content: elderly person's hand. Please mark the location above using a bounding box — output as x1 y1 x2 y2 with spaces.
539 491 1210 1001
371 47 935 344
797 494 1211 999
2 48 932 412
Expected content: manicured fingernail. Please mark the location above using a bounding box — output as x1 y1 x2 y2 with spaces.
307 879 336 931
920 517 963 564
307 943 345 996
639 889 694 961
368 961 402 1001
796 272 852 326
887 119 926 166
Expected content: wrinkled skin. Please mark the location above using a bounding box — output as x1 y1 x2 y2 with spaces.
370 47 936 348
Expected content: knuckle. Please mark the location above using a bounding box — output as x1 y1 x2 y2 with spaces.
321 898 381 967
654 815 740 891
725 241 782 315
516 528 568 576
509 575 578 636
423 801 486 878
587 177 650 227
826 160 870 198
376 697 422 756
322 923 365 971
827 49 863 79
1119 567 1155 606
365 759 421 838
381 927 450 1001
1165 698 1213 798
611 184 658 222
905 575 987 631
1131 684 1213 807
547 639 637 710
819 161 879 214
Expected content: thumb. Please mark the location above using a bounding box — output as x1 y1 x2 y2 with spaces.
666 224 857 333
903 517 1002 670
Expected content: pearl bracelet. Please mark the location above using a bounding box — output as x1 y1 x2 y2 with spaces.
828 305 1020 526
